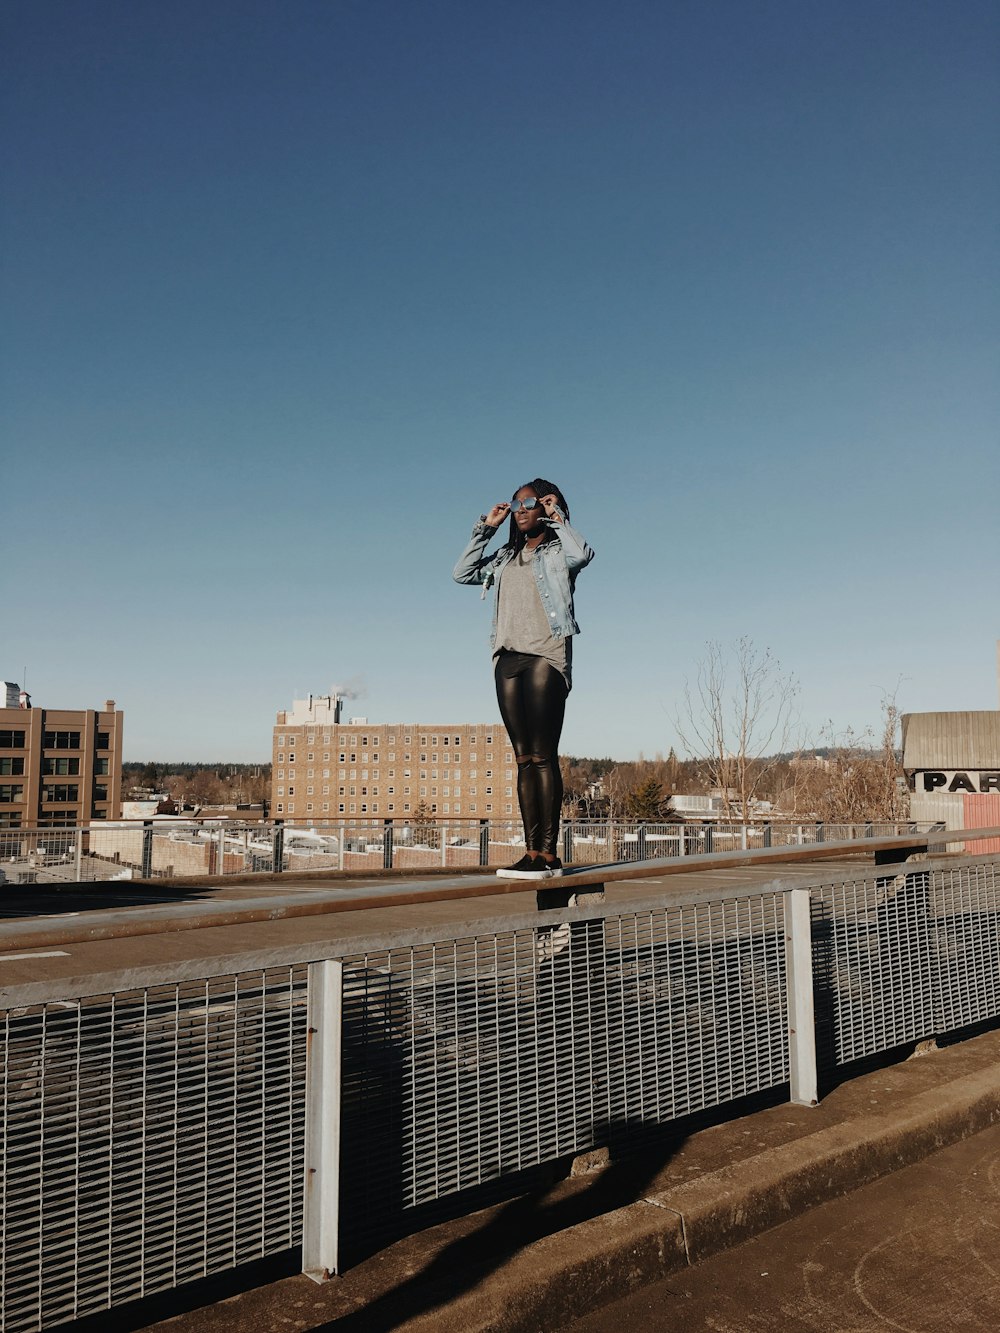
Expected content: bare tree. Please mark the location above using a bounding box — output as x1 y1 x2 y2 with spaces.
810 692 907 823
676 638 800 818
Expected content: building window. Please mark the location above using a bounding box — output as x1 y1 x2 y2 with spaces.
388 802 395 811
288 803 295 812
485 803 493 812
403 802 411 811
94 785 108 802
0 758 24 776
0 731 26 749
43 731 81 750
339 803 345 813
288 753 295 762
44 757 80 776
469 803 476 812
44 784 79 803
307 803 313 811
95 731 110 749
0 785 24 803
288 786 295 795
95 758 109 775
276 803 284 812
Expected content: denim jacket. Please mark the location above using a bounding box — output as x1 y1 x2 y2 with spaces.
453 507 595 650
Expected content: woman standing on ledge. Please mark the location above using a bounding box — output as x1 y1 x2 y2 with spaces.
453 478 594 881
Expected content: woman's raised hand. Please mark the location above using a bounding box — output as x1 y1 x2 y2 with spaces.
539 494 562 522
485 502 510 527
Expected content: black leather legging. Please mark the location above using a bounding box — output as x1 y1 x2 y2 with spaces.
494 650 567 857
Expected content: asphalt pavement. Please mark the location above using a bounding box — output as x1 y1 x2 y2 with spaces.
565 1119 1000 1332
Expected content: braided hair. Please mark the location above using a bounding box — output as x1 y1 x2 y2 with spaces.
503 478 570 553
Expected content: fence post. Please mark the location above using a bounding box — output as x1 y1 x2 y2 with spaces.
303 958 344 1281
763 821 772 849
217 825 227 876
440 825 448 867
383 819 393 870
785 888 818 1106
141 820 153 879
479 818 489 866
815 821 825 844
272 820 284 875
74 828 83 882
562 821 573 864
704 825 713 854
637 824 647 860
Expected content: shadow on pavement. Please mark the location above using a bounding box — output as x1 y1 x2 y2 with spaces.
319 1116 688 1333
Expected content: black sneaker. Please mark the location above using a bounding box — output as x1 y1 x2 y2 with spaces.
542 857 563 878
496 854 551 880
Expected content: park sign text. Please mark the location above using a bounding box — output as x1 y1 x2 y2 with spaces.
912 770 1000 794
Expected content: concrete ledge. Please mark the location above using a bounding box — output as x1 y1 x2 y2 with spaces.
389 1035 1000 1333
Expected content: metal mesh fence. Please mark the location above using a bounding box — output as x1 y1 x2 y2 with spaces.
931 860 1000 1034
810 858 1000 1070
337 893 788 1251
811 872 936 1068
0 967 307 1332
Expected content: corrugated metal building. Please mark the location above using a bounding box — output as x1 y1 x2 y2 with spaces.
902 710 1000 852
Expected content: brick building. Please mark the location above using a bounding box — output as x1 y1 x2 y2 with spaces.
0 684 124 828
271 694 515 824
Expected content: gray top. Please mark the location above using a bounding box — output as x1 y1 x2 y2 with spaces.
493 545 571 688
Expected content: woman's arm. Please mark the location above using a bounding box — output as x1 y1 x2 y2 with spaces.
453 518 501 585
539 498 594 573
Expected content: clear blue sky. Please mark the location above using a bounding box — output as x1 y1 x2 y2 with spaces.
4 1 997 761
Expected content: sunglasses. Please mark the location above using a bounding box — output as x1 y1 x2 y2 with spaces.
509 497 541 512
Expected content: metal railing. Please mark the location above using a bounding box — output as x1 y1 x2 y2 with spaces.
1 849 998 1326
0 818 936 884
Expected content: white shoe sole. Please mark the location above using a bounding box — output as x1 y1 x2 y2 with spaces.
496 866 552 879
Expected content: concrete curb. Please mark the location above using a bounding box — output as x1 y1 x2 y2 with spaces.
395 1057 1000 1332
